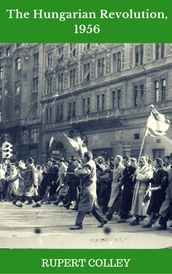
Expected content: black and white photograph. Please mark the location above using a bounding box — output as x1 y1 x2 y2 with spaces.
0 43 172 249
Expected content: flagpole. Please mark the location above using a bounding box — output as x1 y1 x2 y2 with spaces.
138 127 149 163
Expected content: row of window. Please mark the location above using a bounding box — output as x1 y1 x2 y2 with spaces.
44 46 166 94
0 44 166 77
46 43 165 68
44 78 167 124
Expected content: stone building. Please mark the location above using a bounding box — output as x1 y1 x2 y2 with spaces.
0 44 44 162
1 43 172 162
41 43 172 162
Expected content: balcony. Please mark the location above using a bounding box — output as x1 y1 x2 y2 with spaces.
0 117 41 129
70 109 123 124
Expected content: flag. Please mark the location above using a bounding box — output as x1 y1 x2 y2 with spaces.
63 133 80 151
146 107 170 137
49 136 55 148
63 133 88 155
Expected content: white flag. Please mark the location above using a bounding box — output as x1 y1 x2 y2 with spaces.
146 107 170 137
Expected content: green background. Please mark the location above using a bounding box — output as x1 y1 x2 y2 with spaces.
0 249 171 273
0 0 171 42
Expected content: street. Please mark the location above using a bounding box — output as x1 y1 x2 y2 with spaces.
0 202 172 249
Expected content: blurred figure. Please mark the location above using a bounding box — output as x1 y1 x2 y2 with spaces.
24 157 38 204
130 155 153 225
5 164 19 201
118 156 136 223
106 155 124 220
0 162 6 200
143 158 168 228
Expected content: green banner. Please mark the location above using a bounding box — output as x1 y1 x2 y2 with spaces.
0 0 171 42
0 249 171 273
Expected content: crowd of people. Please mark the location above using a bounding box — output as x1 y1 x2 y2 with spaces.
0 152 172 231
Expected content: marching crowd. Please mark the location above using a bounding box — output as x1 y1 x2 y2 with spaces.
0 152 172 231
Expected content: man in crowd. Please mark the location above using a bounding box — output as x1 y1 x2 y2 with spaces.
143 158 169 228
130 155 153 225
117 156 136 223
105 155 124 221
70 151 107 230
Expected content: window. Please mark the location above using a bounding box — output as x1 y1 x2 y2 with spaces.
83 43 91 51
117 89 122 109
97 95 100 112
113 52 121 72
155 44 165 60
33 102 38 117
33 52 39 67
155 79 167 103
134 133 140 140
15 81 21 95
82 98 86 115
67 102 72 120
134 86 138 107
102 94 105 111
47 52 53 67
15 57 21 71
57 46 64 63
133 84 145 107
112 90 116 109
87 97 90 114
161 79 166 101
70 69 76 87
46 107 52 124
155 80 160 103
33 77 39 92
46 78 53 94
72 101 76 117
135 44 143 66
0 111 1 122
140 84 145 105
30 128 39 143
56 103 63 121
0 67 3 79
58 73 64 91
0 88 2 100
70 44 76 57
97 57 105 78
83 97 90 115
83 63 90 82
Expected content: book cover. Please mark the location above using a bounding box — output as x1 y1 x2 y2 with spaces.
0 1 171 274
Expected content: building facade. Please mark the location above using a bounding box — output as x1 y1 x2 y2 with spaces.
1 43 172 162
0 44 44 162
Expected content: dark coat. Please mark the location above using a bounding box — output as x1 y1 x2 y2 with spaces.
147 168 168 215
120 165 136 214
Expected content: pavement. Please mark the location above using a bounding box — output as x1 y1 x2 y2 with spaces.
0 202 172 249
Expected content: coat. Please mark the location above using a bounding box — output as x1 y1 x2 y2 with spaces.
120 165 136 214
108 163 124 207
131 164 153 217
6 166 19 197
159 166 172 218
76 159 97 212
24 164 38 197
147 168 168 215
